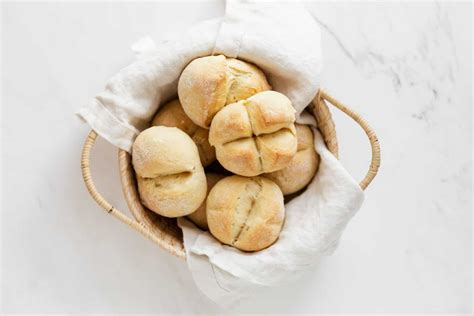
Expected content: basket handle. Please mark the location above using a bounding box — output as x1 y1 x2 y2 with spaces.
80 130 173 248
318 90 381 190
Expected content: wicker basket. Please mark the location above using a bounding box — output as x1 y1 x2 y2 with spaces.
81 90 380 260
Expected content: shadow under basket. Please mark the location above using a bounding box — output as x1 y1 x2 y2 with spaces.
81 90 380 260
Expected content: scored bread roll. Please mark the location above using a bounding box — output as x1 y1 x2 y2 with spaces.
186 173 225 230
151 99 216 166
264 124 320 195
209 91 298 176
178 55 271 128
206 175 285 252
132 126 207 218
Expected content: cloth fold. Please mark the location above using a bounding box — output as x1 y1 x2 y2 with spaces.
77 18 222 150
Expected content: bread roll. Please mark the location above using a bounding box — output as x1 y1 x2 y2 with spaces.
151 99 216 166
132 126 207 217
207 176 285 252
186 173 224 230
264 124 320 195
178 55 271 128
209 91 297 176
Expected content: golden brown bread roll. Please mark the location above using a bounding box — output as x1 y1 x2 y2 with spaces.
132 126 207 217
264 124 320 195
151 99 216 166
209 91 298 176
178 55 271 128
186 173 225 230
206 175 285 252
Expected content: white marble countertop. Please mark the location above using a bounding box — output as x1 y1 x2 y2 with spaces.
1 1 471 313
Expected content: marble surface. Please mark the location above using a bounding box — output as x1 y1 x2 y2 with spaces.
1 1 472 313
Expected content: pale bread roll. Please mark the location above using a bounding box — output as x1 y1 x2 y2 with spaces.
151 99 216 166
178 55 271 128
209 91 297 176
207 175 285 252
186 173 225 230
264 124 320 195
132 126 207 217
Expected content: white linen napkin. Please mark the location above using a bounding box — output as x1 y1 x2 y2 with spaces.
77 0 321 152
76 0 364 305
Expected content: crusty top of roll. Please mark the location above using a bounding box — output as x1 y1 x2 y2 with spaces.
132 126 198 178
208 91 297 176
295 123 314 150
263 124 319 195
151 99 198 135
151 99 216 166
206 175 285 252
178 55 271 128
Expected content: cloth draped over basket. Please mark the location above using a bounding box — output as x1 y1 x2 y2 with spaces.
77 0 366 305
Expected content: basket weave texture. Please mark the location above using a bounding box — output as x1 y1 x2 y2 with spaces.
81 90 380 260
